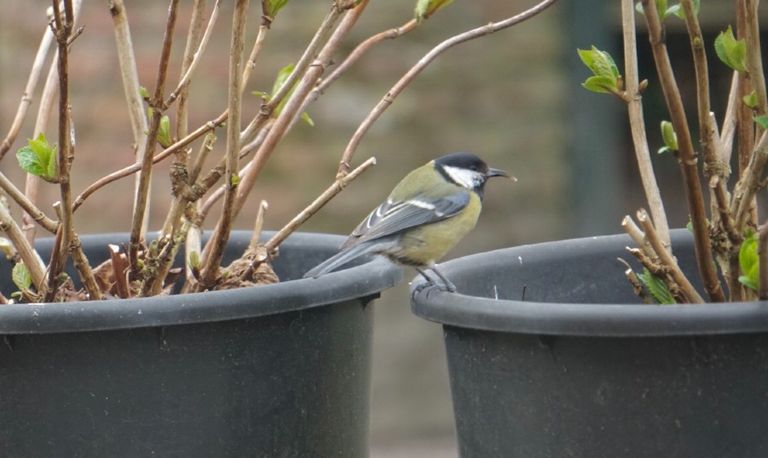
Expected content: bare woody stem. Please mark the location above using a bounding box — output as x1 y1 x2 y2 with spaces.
197 0 250 289
200 0 366 267
284 18 419 133
165 0 221 109
128 0 179 275
25 12 69 244
0 172 57 233
49 0 101 301
680 0 738 247
620 0 670 247
735 3 756 226
337 0 558 178
637 209 705 303
641 0 724 302
73 112 227 211
743 0 768 116
0 203 46 293
176 0 210 138
0 13 55 161
733 131 768 229
108 0 149 151
264 156 377 253
719 72 740 164
317 19 418 96
240 24 268 94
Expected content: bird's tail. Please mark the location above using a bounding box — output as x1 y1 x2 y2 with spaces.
303 242 374 278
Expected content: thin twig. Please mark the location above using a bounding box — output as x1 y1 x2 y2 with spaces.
620 0 670 247
249 200 269 250
265 156 376 253
197 0 250 289
681 0 734 241
719 71 740 164
72 111 227 211
735 1 758 228
24 51 59 244
285 19 420 134
743 0 767 116
23 0 82 244
733 131 768 228
617 257 648 302
127 0 179 276
319 18 418 96
109 0 151 237
241 23 268 94
637 209 705 303
0 11 55 160
201 1 367 266
50 0 101 300
108 0 149 150
641 0 724 302
621 214 648 251
164 0 221 109
176 0 209 138
0 202 46 293
0 172 57 234
337 0 558 178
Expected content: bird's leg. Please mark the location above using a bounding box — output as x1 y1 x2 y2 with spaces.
412 267 438 296
427 263 457 293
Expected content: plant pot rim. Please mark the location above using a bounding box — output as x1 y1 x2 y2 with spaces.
0 231 401 334
411 231 768 337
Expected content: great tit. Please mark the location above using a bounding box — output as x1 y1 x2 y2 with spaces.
303 152 510 291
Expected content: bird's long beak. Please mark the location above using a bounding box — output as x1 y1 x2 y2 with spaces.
487 167 516 181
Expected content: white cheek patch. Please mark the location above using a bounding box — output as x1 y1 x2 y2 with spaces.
443 165 483 189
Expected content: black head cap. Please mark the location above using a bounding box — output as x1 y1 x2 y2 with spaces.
433 152 509 197
434 152 489 174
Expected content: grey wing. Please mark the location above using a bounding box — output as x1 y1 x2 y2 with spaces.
341 191 470 249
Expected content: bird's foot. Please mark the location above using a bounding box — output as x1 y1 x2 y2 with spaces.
411 279 456 299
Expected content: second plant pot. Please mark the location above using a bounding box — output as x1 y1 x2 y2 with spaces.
412 230 768 457
0 231 401 458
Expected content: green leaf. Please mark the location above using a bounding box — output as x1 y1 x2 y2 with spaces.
258 64 314 126
755 116 768 130
300 111 315 127
188 251 200 269
12 262 32 291
577 46 619 80
271 64 294 97
414 0 453 21
744 90 758 109
639 268 676 304
265 0 289 18
157 114 172 147
636 0 691 19
581 76 618 94
714 25 747 72
739 232 759 291
139 86 150 99
660 120 678 152
669 0 700 19
16 134 57 180
230 173 240 186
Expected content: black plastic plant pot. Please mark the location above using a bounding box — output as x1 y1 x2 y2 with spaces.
411 230 768 458
0 231 401 457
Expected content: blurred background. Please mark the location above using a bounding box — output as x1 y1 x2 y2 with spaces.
1 1 759 456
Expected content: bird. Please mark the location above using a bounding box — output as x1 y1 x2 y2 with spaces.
303 152 511 292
